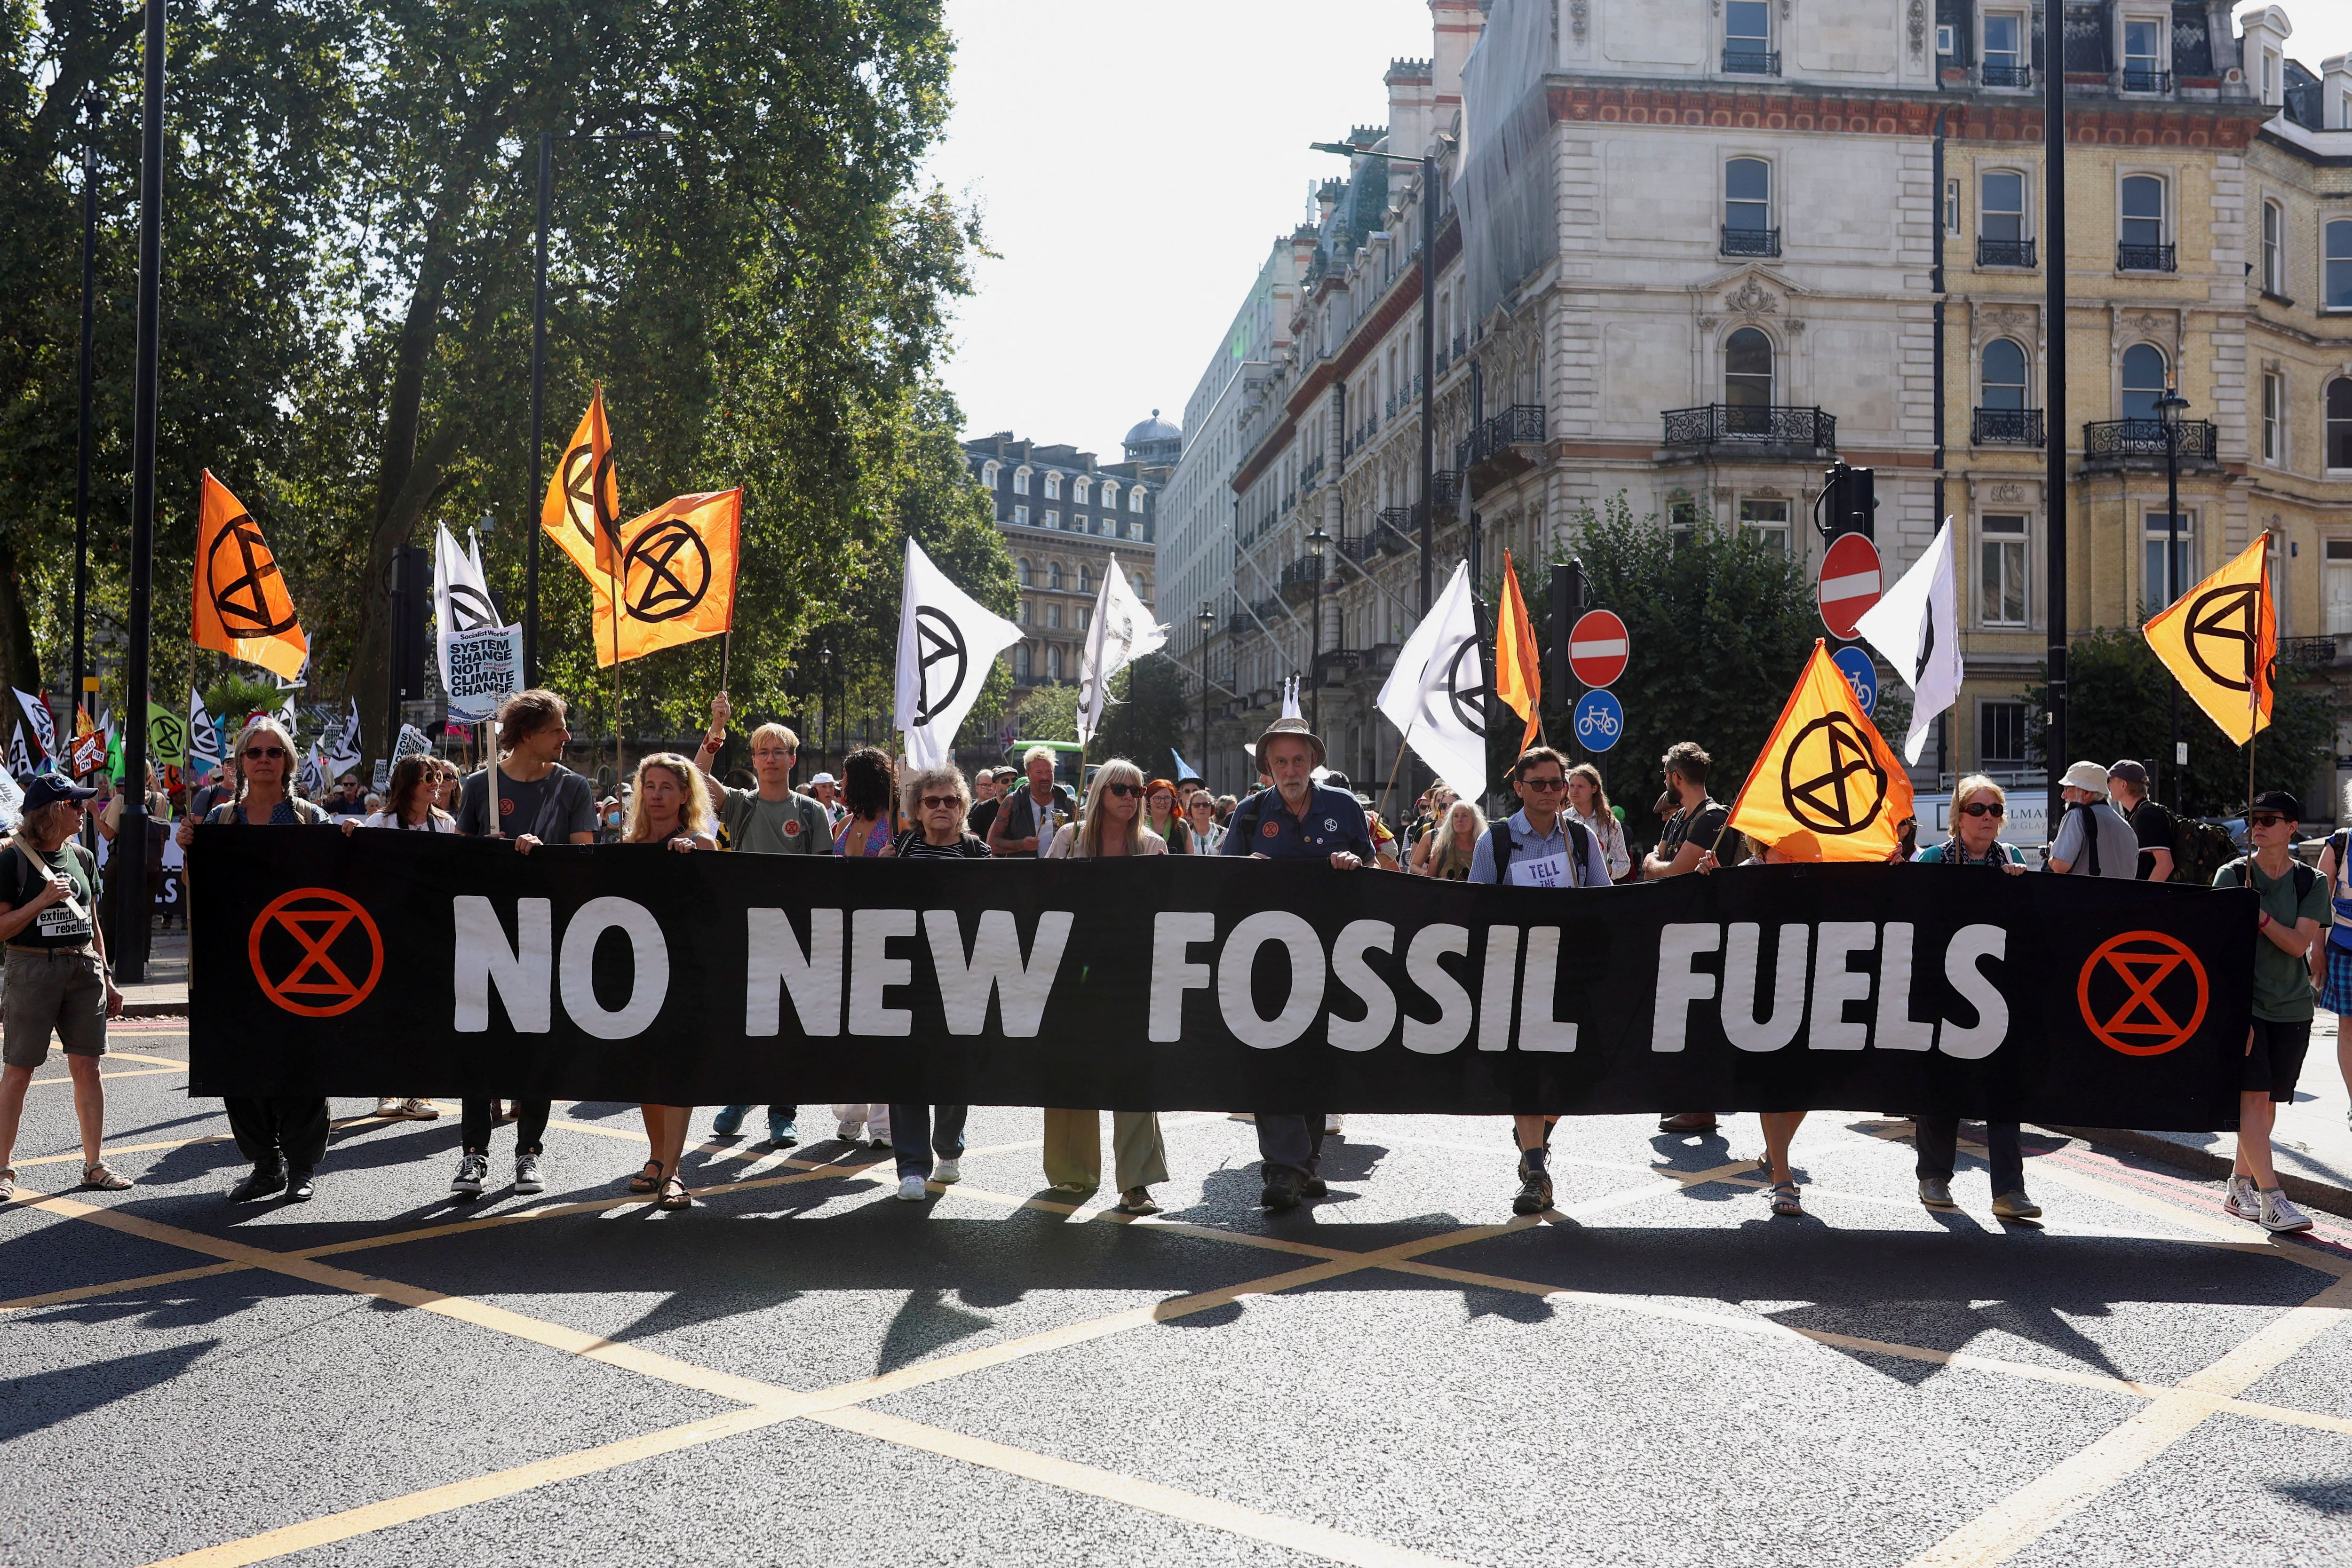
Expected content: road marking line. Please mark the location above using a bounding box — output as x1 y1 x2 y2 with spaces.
811 1405 1471 1568
1899 1275 2352 1568
0 1260 252 1311
28 1066 186 1086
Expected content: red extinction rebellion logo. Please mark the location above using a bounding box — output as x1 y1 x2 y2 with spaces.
249 888 383 1017
2077 931 2208 1057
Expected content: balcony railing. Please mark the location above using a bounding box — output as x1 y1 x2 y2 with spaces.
2117 242 2176 272
2120 68 2172 93
1971 408 2046 446
1431 469 1462 512
2280 637 2337 667
1722 48 1780 74
1455 404 1546 471
1981 63 2034 87
1721 226 1781 258
1339 531 1381 564
1225 611 1253 640
1661 403 1836 452
2082 419 2218 463
1976 237 2036 268
1278 555 1322 604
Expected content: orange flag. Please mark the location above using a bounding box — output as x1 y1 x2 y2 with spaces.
540 387 620 579
191 471 309 682
1726 641 1915 863
1494 550 1543 754
2142 532 2274 746
592 490 743 667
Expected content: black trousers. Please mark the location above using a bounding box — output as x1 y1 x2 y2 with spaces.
461 1097 550 1156
1255 1113 1325 1178
1914 1117 2024 1194
224 1097 329 1171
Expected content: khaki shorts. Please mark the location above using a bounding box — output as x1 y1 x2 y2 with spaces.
1 946 108 1069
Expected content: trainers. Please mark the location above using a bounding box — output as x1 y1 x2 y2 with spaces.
1512 1166 1554 1216
835 1119 865 1142
399 1098 439 1120
2223 1175 2263 1220
930 1157 961 1185
1919 1178 1957 1210
452 1153 488 1194
896 1173 930 1202
370 1098 403 1118
1260 1168 1304 1212
2258 1189 2315 1233
513 1153 545 1195
765 1116 799 1148
1323 1114 1345 1135
712 1105 747 1138
1992 1190 2042 1220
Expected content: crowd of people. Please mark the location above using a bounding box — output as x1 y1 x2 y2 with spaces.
0 689 2336 1240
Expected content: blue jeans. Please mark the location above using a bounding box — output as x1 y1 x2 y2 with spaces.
889 1104 967 1180
717 1104 797 1128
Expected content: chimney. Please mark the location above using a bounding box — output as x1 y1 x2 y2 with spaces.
1429 0 1486 118
1386 56 1434 158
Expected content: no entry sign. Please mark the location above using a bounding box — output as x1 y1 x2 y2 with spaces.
1567 610 1629 689
1817 533 1883 641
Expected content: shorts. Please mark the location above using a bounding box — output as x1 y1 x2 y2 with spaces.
2241 1015 2312 1103
2321 943 2352 1017
1 946 109 1069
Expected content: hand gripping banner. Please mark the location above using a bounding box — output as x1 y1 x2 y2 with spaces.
192 831 2249 1130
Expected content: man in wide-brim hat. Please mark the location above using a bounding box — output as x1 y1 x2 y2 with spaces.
1217 713 1374 1212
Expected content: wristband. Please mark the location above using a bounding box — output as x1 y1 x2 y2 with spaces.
2259 910 2273 931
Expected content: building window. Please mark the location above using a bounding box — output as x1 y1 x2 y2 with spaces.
1046 602 1062 629
1101 481 1120 508
1077 563 1092 594
1048 645 1063 680
981 460 1000 488
1043 472 1061 500
1723 158 1773 253
2143 508 2195 610
1073 515 1087 533
1015 644 1031 679
1981 339 2029 410
1738 498 1790 552
1078 607 1091 633
1134 573 1150 600
2263 372 2284 463
1129 489 1144 513
1095 516 1111 536
1980 701 2028 767
2327 541 2352 636
1667 493 1702 533
1723 0 1773 71
1016 599 1029 625
2121 343 2168 421
1073 477 1090 503
2262 201 2285 294
1129 521 1145 540
2121 18 2164 87
2329 378 2352 471
1013 467 1031 495
1724 327 1773 431
2119 175 2169 269
1982 12 2026 82
1979 171 2030 264
1944 178 1961 233
1047 561 1064 590
1015 557 1031 586
1980 515 2029 626
1044 510 1060 530
2328 220 2352 311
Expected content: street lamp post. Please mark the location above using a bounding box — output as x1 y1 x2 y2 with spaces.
1305 522 1330 732
1196 601 1215 792
2041 2 2070 839
72 91 102 783
116 0 166 987
1311 142 1438 615
2155 380 2190 811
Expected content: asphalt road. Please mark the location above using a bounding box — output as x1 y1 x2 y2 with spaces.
6 1021 2351 1568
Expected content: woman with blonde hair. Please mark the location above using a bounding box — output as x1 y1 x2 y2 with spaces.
1565 764 1632 882
1408 784 1459 875
882 765 989 1203
1040 758 1170 1212
1426 798 1487 881
621 753 716 1210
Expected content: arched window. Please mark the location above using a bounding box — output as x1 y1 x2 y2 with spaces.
2328 219 2352 311
1015 644 1031 679
1077 563 1092 594
1015 557 1032 586
1129 487 1144 513
1015 598 1029 625
1981 339 2029 410
1047 561 1064 590
1134 574 1150 600
2121 343 2168 421
981 460 1000 488
1043 471 1062 500
1724 327 1773 434
1073 476 1091 504
1047 645 1063 680
2328 378 2352 471
1013 467 1031 495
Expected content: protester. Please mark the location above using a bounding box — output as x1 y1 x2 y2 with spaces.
188 765 234 824
807 772 844 829
2106 760 2177 882
179 716 334 1202
1565 765 1631 883
1219 714 1370 1211
1216 793 1237 825
1469 747 1613 1216
0 776 129 1196
2311 790 2352 1124
95 761 169 943
2047 760 2139 877
832 746 897 859
885 764 986 1202
618 753 717 1211
1407 784 1458 876
2215 791 2322 1233
1362 799 1400 869
1144 778 1193 854
967 767 1006 843
1644 742 1740 1135
987 745 1076 858
1425 799 1485 881
346 755 452 1128
1185 791 1224 854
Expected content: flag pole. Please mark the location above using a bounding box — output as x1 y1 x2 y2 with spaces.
608 562 625 792
1379 719 1416 827
2248 530 2267 811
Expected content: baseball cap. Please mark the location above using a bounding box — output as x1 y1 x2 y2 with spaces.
23 775 98 812
2249 789 2302 820
2107 760 2150 788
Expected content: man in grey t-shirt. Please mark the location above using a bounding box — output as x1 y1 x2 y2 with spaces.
2048 760 2140 878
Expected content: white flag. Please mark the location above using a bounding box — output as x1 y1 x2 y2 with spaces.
187 689 222 774
13 688 56 761
1075 556 1168 747
1375 561 1490 805
274 693 298 743
1279 677 1302 721
7 725 31 779
326 697 363 784
434 522 508 684
1854 517 1963 767
299 741 325 798
0 765 20 830
895 538 1022 771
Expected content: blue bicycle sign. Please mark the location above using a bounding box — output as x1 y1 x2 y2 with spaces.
1574 689 1625 752
1831 646 1878 717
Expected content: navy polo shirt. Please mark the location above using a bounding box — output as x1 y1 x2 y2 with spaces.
1219 784 1375 861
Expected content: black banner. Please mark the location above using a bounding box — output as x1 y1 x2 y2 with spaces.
190 829 2253 1129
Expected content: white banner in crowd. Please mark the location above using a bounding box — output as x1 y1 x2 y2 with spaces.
894 537 1022 770
1075 555 1167 748
1854 516 1964 766
0 766 20 830
299 742 325 798
1376 561 1491 806
13 687 55 763
393 723 433 762
326 697 363 784
433 522 521 720
187 688 222 776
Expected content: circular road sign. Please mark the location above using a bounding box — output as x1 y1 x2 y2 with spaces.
1567 609 1630 689
1573 688 1625 752
1817 533 1884 641
1831 646 1879 716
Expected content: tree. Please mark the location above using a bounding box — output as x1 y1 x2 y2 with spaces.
1095 655 1191 776
2023 627 2334 816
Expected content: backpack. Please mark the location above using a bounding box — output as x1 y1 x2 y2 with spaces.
1485 817 1596 887
2221 854 2315 903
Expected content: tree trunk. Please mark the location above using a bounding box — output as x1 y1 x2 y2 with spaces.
0 530 40 701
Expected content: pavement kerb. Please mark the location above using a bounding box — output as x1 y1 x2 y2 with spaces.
2038 1123 2352 1224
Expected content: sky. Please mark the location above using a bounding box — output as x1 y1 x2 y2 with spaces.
927 1 2352 462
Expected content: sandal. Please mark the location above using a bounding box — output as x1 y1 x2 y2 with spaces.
81 1163 132 1192
655 1176 693 1211
1115 1187 1161 1216
628 1159 664 1195
1768 1180 1803 1217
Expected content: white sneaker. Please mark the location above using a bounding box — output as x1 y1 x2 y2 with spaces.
896 1174 930 1202
835 1119 865 1142
371 1098 403 1118
2223 1175 2263 1220
931 1157 961 1185
1324 1114 1345 1135
2259 1189 2316 1233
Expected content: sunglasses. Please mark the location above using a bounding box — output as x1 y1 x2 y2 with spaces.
243 746 286 760
1519 776 1567 792
1100 782 1140 797
1957 802 2005 818
751 748 796 759
2249 813 2290 829
920 794 961 810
